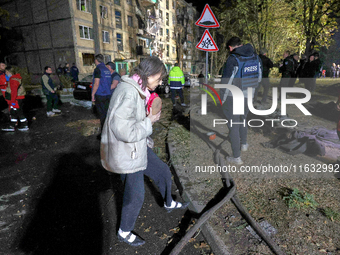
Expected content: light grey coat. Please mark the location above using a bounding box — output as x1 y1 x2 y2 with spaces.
100 75 152 174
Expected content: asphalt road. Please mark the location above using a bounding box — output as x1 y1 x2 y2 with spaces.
0 92 211 255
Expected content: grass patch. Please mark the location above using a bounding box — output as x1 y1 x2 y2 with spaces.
283 188 318 210
322 207 340 222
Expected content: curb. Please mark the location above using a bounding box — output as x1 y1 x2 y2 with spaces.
167 139 230 255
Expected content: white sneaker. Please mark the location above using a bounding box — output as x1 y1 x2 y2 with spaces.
181 103 187 106
52 108 61 113
241 143 249 152
226 156 243 165
47 111 55 117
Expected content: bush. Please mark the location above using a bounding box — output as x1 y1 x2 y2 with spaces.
283 188 318 210
11 66 32 86
58 75 73 89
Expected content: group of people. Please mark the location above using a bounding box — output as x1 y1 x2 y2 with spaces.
220 37 340 167
279 51 322 93
0 61 28 131
57 63 79 82
331 63 340 78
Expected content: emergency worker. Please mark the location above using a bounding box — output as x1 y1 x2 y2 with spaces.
91 54 112 131
168 63 186 107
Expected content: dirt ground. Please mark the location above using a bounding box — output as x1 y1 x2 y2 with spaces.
172 78 340 255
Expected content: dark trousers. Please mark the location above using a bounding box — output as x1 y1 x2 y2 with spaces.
304 78 316 92
10 99 25 121
254 78 270 103
119 147 173 232
222 97 249 158
170 89 184 104
46 93 59 112
95 94 111 130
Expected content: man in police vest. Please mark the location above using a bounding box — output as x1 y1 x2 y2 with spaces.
168 63 186 107
91 54 112 131
220 37 262 165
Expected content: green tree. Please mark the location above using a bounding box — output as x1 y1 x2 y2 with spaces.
290 0 340 55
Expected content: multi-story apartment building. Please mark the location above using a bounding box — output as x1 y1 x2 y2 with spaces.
0 0 197 78
1 0 139 76
135 0 177 71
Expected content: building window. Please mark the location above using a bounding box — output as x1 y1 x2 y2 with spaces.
117 33 123 51
102 30 110 43
114 0 120 5
172 46 175 54
104 55 111 63
76 0 92 13
172 0 175 9
79 25 93 40
166 29 169 41
115 10 122 29
159 10 163 21
82 53 95 66
172 32 175 39
100 5 108 19
159 28 163 36
128 15 133 27
166 45 169 57
166 0 169 9
138 39 146 47
172 16 176 26
166 12 169 26
127 0 132 5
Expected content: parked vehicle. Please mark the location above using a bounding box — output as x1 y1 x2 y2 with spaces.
184 73 191 87
73 75 93 100
155 75 170 94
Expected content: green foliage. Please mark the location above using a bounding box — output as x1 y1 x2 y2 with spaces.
212 0 340 65
290 0 340 54
283 188 318 210
323 207 340 222
11 66 32 86
58 75 73 88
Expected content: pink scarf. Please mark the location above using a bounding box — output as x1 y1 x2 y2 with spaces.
131 74 150 105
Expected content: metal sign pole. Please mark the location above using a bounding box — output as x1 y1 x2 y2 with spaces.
205 50 208 85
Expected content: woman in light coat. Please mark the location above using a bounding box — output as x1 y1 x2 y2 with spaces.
101 57 189 247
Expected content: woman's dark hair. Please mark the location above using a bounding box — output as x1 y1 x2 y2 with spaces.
132 56 167 90
5 66 17 75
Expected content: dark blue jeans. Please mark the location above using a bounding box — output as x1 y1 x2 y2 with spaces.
95 94 111 130
170 89 184 104
222 96 249 158
119 147 173 232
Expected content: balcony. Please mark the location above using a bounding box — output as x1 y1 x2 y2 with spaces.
136 45 151 56
139 0 157 7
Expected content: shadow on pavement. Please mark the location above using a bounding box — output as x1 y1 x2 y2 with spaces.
16 143 112 255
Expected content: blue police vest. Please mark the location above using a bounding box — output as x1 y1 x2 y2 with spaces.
93 63 112 96
232 54 260 90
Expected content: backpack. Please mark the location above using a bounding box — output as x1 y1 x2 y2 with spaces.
5 78 25 100
231 53 260 90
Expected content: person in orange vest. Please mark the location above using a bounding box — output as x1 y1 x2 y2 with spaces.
0 61 7 98
2 66 28 131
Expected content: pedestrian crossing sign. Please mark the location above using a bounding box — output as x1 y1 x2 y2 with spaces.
195 4 220 28
196 29 219 52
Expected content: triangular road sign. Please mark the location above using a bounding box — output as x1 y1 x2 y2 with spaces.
195 4 220 28
196 29 219 52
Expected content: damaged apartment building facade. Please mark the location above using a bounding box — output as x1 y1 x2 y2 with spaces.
0 0 199 77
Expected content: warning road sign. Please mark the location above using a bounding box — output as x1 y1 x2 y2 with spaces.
195 4 220 28
196 29 219 52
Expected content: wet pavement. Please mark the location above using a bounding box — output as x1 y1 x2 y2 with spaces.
0 91 210 255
